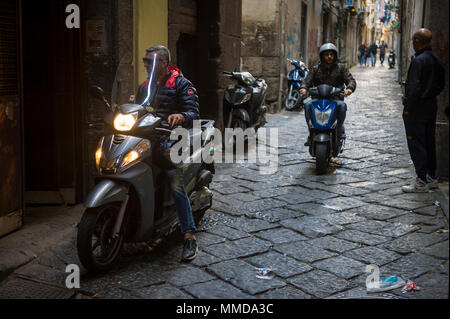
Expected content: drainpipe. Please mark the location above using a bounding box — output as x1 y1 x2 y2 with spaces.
278 0 286 112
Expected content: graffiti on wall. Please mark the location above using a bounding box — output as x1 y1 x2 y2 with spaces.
286 27 301 59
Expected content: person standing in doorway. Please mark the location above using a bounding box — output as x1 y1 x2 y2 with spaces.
401 29 446 193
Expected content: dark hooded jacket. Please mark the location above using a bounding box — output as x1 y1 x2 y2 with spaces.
300 62 357 100
136 66 199 128
403 47 446 117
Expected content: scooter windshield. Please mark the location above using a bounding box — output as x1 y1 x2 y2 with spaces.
138 52 164 108
110 53 164 111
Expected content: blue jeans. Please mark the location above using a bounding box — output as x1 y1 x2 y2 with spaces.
359 55 365 66
370 54 376 66
304 99 347 137
161 141 196 234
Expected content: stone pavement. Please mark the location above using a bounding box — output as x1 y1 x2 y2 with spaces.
0 64 448 299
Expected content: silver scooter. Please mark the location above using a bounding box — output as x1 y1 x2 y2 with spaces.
77 58 215 273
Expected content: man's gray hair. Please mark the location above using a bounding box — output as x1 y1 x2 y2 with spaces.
146 45 171 64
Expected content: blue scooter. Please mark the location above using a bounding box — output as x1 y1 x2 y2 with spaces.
307 84 344 174
285 58 308 111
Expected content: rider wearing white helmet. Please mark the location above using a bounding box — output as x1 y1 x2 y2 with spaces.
300 43 356 146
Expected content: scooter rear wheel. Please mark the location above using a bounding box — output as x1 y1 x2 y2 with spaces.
77 204 125 273
315 143 329 175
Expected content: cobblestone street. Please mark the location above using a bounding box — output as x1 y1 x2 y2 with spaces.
1 65 448 299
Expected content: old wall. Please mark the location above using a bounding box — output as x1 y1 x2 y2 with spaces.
168 0 196 65
426 0 449 178
241 0 281 105
285 0 303 61
305 0 323 67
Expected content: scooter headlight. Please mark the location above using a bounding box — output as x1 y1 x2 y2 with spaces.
95 137 105 171
120 140 150 169
241 72 255 86
315 107 333 126
114 112 138 132
121 150 140 168
239 93 252 105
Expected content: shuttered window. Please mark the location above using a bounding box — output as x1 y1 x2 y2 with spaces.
0 0 18 97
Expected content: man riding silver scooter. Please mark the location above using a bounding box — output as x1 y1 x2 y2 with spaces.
77 46 215 273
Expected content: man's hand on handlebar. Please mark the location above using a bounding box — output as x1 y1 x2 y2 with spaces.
168 113 185 128
344 89 353 97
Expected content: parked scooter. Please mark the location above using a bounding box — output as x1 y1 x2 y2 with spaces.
307 84 345 175
285 58 308 111
77 59 216 273
388 50 396 69
223 71 268 134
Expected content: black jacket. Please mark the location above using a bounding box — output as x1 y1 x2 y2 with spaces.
136 66 199 128
369 44 378 55
403 47 446 115
300 62 357 99
358 45 366 55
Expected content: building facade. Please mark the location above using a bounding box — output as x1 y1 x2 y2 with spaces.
241 0 364 112
0 0 242 237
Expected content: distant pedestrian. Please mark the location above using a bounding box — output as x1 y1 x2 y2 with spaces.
358 42 366 66
369 42 378 67
379 41 388 65
402 28 446 193
364 43 371 67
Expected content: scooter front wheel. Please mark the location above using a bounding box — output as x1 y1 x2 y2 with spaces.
224 119 247 147
285 90 301 111
77 204 125 273
315 143 329 175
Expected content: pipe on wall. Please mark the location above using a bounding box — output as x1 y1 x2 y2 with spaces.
278 0 286 111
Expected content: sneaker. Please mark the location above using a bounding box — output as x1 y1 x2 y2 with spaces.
426 175 439 189
402 178 429 193
181 238 198 262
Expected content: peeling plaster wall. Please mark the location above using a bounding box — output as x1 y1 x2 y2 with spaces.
426 0 449 178
241 0 325 111
304 0 323 68
241 0 281 106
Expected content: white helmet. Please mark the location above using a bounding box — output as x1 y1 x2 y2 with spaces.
319 43 338 62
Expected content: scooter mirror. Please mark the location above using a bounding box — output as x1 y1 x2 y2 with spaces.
90 86 105 100
90 85 112 111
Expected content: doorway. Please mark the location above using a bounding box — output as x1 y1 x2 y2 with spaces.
176 33 198 87
21 0 83 205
